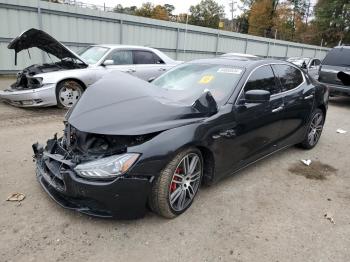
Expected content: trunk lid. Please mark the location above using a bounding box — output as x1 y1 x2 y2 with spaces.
8 28 87 65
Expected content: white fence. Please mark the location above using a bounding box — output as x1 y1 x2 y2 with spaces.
0 0 330 73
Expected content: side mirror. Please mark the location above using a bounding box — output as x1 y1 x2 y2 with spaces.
148 76 156 83
244 90 270 103
301 63 307 69
102 59 114 66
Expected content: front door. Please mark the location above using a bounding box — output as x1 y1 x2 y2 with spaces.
214 65 284 177
101 49 136 76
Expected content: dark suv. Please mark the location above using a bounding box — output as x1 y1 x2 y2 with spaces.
318 46 350 96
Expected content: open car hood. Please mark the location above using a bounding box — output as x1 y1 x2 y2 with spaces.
8 28 87 65
67 72 218 135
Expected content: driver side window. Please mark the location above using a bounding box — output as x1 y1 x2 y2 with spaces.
104 50 133 65
244 65 280 95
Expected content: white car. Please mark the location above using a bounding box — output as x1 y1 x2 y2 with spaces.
287 57 321 79
0 28 180 108
221 53 258 58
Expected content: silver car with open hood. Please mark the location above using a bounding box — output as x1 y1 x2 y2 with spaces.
0 28 180 108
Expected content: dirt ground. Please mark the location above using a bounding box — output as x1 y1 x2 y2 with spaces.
1 77 350 262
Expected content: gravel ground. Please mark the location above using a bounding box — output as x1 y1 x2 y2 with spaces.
1 77 350 262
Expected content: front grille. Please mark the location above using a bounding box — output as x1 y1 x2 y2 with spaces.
39 152 74 192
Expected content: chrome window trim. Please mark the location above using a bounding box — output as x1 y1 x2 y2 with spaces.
235 62 306 105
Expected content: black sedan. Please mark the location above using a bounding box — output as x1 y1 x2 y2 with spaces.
33 57 329 219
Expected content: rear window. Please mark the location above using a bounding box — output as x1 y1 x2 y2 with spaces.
323 48 350 66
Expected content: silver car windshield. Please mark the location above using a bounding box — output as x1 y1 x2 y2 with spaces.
152 63 244 105
288 58 310 66
78 46 110 64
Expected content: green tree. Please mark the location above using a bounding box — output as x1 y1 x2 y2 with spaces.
248 0 279 37
164 4 175 16
313 0 350 46
135 2 154 18
188 0 225 29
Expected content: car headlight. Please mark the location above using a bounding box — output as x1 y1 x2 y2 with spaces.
27 77 43 89
74 153 140 179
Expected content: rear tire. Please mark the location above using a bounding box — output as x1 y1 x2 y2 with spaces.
299 108 325 149
149 148 203 218
56 80 84 109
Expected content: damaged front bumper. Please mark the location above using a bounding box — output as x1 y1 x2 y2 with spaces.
0 84 57 107
33 139 152 219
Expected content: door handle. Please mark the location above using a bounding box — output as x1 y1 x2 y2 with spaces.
271 106 284 113
304 94 314 100
126 68 136 73
158 68 167 71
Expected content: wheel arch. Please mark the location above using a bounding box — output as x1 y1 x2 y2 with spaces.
56 78 87 91
318 104 327 118
196 145 216 185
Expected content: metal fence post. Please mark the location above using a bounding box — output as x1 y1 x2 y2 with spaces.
37 0 46 63
266 42 270 58
215 31 220 56
176 28 180 60
120 20 123 44
244 38 248 53
285 45 289 58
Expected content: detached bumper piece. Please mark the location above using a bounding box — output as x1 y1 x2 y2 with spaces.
33 140 152 219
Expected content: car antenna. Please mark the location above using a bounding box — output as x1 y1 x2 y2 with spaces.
27 49 31 59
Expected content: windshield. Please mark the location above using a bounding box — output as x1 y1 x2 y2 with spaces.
288 58 310 66
323 48 350 66
78 46 110 64
152 63 244 105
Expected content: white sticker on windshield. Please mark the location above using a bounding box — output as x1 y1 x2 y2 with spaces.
217 68 242 74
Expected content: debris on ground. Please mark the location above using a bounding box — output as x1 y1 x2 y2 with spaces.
289 161 337 180
301 159 312 166
336 129 347 134
324 213 335 224
6 193 25 202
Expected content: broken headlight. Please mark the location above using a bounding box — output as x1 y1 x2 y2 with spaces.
27 77 43 89
74 153 140 179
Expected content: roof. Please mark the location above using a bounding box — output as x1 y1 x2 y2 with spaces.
189 56 280 68
91 44 157 51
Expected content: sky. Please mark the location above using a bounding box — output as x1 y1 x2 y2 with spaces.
80 0 244 18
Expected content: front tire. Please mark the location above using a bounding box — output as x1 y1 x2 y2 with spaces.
299 108 325 149
56 80 84 109
149 148 203 218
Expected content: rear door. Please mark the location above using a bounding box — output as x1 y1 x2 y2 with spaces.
272 64 314 146
132 50 169 80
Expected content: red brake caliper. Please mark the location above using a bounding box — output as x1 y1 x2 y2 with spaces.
170 168 182 192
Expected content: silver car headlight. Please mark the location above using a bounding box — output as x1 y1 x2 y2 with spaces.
74 153 140 179
27 77 43 89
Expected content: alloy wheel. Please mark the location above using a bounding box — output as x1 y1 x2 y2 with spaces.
308 112 323 146
58 81 82 108
169 153 202 212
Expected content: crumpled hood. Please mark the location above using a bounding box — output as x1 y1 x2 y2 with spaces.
8 28 87 65
67 72 216 135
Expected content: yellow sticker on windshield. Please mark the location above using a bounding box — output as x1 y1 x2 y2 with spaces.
198 75 214 84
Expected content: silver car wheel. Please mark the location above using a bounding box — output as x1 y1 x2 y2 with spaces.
58 81 83 108
169 153 202 212
307 112 323 146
